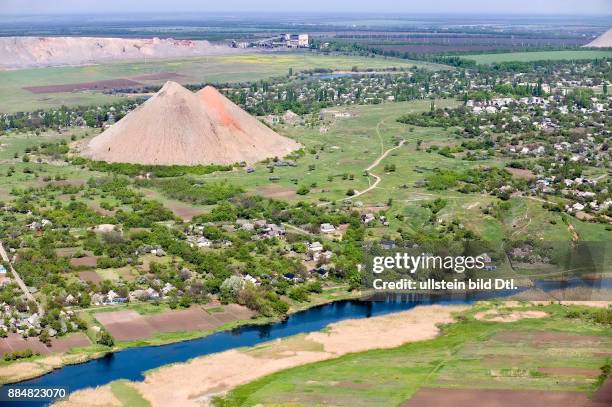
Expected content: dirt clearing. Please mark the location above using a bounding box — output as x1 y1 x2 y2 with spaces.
507 167 536 180
78 271 102 283
168 204 205 221
70 256 99 268
474 309 548 322
253 185 298 200
538 367 601 377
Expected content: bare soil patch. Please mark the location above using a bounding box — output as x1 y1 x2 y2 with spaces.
474 309 548 322
94 305 255 342
507 167 536 180
576 211 595 221
336 380 372 389
94 310 156 341
586 378 612 407
169 204 205 221
0 333 90 356
146 308 218 332
538 367 600 377
402 388 589 407
254 185 297 200
24 79 142 94
494 331 608 347
141 189 204 221
78 271 102 283
70 256 99 268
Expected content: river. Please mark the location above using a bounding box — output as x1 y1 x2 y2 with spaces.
5 278 609 406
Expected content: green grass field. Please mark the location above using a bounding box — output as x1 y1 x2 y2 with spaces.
219 303 611 406
460 50 612 64
0 52 444 113
0 98 607 244
199 99 461 203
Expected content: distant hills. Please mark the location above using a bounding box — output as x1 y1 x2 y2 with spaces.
0 36 236 69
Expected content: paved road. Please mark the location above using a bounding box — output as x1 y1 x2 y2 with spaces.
0 241 43 315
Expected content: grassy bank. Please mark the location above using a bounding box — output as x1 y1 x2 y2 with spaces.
217 302 611 406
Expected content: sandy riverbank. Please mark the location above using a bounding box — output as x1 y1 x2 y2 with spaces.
0 351 110 385
55 304 467 407
0 288 360 385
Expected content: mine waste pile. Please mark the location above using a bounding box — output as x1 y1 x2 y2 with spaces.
80 81 301 165
0 36 234 69
584 28 612 48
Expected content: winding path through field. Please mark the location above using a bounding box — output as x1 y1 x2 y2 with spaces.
350 138 406 200
318 118 405 207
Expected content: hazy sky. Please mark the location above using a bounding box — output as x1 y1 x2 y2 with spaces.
1 0 611 15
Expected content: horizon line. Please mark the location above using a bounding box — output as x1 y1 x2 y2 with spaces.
1 11 611 17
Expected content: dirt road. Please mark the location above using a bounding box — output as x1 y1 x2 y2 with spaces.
0 242 42 315
350 139 406 200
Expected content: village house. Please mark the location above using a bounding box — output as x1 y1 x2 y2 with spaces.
242 274 260 286
319 223 336 234
307 241 324 256
310 264 329 278
361 213 375 224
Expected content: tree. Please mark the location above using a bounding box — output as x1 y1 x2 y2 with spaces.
288 286 309 302
39 329 51 346
179 295 192 308
220 275 243 303
97 330 114 347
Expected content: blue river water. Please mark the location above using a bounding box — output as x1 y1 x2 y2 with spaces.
4 278 610 406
